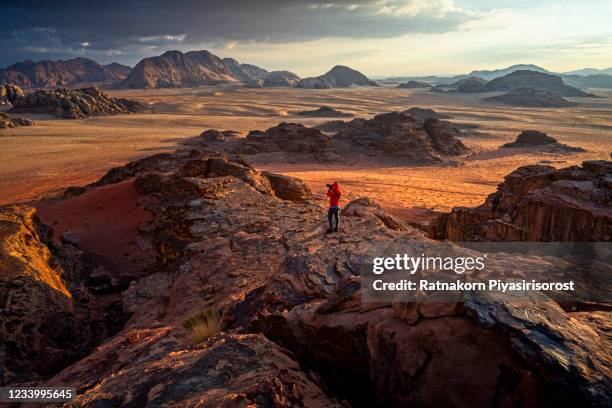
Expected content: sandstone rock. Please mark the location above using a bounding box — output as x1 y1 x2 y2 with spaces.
48 331 347 407
9 86 144 119
503 130 585 152
0 205 121 384
3 146 607 406
486 87 577 108
342 197 406 231
431 161 612 241
404 107 451 120
0 112 34 129
238 122 339 162
327 111 470 163
200 129 238 142
262 171 312 201
296 106 352 117
0 82 24 104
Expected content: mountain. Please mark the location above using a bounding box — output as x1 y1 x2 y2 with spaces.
466 64 548 81
483 70 594 97
0 57 130 88
120 50 238 88
561 74 612 89
222 58 269 82
102 62 131 79
297 65 378 89
563 67 612 76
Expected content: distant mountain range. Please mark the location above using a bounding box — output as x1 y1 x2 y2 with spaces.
0 57 130 88
2 53 612 91
382 64 612 89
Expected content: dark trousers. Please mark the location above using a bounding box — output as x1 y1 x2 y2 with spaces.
328 206 340 230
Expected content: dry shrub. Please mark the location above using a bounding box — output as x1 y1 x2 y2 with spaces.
182 307 222 343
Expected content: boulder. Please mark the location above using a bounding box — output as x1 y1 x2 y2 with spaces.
262 171 312 201
0 83 24 104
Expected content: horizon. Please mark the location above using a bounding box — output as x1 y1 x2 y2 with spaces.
2 1 612 77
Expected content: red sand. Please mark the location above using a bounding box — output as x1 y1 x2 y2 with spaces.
34 179 155 279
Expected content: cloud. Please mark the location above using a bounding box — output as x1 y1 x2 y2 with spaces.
0 0 474 66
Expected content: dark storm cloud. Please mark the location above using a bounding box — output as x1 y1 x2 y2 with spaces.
0 0 474 67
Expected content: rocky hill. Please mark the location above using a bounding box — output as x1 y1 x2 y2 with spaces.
484 70 594 97
431 160 612 241
397 80 430 88
297 65 378 89
1 147 610 406
486 87 576 107
120 50 238 88
0 58 130 89
0 82 24 104
296 106 353 117
10 86 144 118
454 77 487 93
503 130 585 152
195 110 470 164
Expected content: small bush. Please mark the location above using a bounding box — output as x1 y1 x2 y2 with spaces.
182 307 222 343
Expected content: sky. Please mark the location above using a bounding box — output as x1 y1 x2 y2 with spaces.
1 0 611 77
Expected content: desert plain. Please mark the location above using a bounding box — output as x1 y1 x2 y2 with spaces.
1 86 610 221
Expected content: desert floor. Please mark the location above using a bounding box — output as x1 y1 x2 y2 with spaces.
1 86 610 220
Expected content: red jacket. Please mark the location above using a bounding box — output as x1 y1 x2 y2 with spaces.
327 182 341 207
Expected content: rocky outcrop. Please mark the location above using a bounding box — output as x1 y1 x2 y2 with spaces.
503 130 585 152
9 86 144 118
297 65 378 89
0 145 607 406
261 71 301 87
404 107 451 121
48 330 347 407
0 112 34 129
431 161 612 241
0 57 129 88
120 50 238 88
262 171 312 201
484 70 595 97
324 111 470 163
0 205 122 385
296 106 352 117
196 111 469 164
397 80 430 88
0 83 24 104
486 87 577 107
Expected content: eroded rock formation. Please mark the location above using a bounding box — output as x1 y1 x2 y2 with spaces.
0 82 24 104
296 106 352 117
0 205 122 385
503 130 585 152
431 161 612 241
0 112 34 129
9 86 144 118
2 147 610 406
486 87 577 108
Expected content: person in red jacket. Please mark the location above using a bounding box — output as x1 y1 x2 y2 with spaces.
326 182 341 233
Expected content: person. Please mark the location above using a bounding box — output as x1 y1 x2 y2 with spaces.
326 182 341 233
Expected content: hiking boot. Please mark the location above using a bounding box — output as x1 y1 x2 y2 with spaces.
333 227 338 232
326 228 334 234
